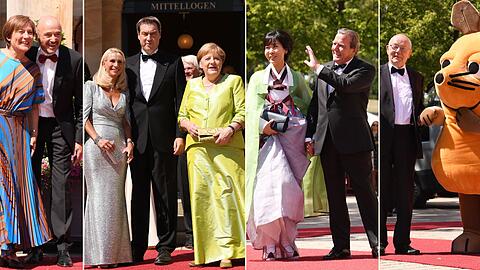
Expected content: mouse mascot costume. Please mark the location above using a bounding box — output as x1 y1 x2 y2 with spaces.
420 0 480 254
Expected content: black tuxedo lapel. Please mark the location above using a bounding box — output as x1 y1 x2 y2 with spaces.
381 64 395 125
323 61 334 96
341 57 357 74
52 47 67 99
407 66 420 109
148 56 167 101
131 54 147 103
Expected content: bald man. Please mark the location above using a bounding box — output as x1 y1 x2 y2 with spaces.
379 34 424 256
27 16 86 267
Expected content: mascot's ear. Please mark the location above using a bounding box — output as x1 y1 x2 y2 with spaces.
451 0 480 34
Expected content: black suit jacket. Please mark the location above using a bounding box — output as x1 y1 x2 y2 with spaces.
126 51 186 154
380 63 424 158
307 57 375 154
26 45 84 151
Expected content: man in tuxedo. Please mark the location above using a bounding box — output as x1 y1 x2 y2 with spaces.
126 16 186 265
28 16 85 267
304 28 379 259
379 33 424 256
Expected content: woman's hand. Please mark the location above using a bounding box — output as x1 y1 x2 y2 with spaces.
262 120 279 136
182 119 199 138
30 136 37 156
97 139 115 153
123 143 134 163
214 127 234 145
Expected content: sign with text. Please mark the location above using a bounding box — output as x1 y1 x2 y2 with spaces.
123 0 244 13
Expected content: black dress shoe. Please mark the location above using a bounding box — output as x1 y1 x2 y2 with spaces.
24 247 44 264
132 255 143 263
395 246 420 255
372 247 379 258
185 234 194 249
380 246 386 256
57 250 73 267
323 248 351 260
1 255 25 269
372 246 385 258
154 249 172 265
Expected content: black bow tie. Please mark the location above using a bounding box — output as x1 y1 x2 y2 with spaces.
391 66 405 76
332 63 346 70
141 53 156 62
38 54 58 64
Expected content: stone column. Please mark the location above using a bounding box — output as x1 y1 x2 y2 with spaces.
85 0 123 74
102 0 123 51
7 0 74 49
85 0 102 74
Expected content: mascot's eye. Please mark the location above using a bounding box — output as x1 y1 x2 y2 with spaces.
441 59 451 69
468 61 480 78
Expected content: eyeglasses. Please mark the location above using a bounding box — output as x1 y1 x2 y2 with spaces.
387 44 408 52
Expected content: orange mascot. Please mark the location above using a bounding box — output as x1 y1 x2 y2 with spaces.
420 0 480 254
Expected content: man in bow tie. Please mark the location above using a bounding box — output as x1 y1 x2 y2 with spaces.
304 28 379 259
379 33 424 256
125 16 186 265
27 16 86 267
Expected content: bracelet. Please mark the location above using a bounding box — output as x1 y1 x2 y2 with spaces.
93 135 102 145
127 138 134 146
30 129 37 136
227 125 235 132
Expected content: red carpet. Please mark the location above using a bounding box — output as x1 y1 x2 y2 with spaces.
83 249 245 269
10 254 82 269
298 221 463 238
381 237 480 269
247 246 377 270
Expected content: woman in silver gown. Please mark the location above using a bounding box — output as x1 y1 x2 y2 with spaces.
83 48 133 267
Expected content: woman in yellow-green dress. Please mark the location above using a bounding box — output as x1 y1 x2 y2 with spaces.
178 43 245 269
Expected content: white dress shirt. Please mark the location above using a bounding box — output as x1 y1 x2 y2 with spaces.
37 48 59 118
388 62 413 125
262 63 293 101
139 49 158 101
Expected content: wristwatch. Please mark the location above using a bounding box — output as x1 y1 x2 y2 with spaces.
93 135 102 145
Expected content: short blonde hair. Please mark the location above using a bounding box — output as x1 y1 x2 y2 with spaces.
93 48 127 91
2 15 36 48
197 43 226 64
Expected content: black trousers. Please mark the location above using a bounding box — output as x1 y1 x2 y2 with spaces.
320 130 378 250
32 117 73 251
130 135 178 257
380 125 417 248
177 153 193 237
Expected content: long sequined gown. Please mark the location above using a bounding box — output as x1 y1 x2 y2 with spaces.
0 50 51 250
83 80 132 265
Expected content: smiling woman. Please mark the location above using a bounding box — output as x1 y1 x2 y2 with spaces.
246 30 311 261
83 48 134 267
0 15 51 269
178 42 246 268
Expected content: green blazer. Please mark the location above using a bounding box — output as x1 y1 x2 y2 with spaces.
245 67 312 215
